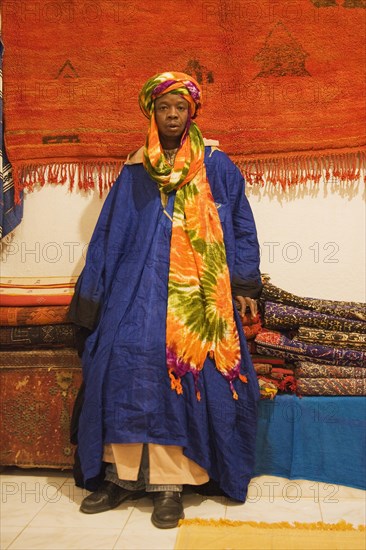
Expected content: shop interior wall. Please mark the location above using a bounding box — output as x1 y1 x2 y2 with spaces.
1 178 365 302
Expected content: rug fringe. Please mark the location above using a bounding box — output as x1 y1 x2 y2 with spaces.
178 518 365 531
11 149 365 202
12 160 124 203
234 149 366 190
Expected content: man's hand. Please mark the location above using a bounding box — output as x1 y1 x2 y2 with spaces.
235 296 258 318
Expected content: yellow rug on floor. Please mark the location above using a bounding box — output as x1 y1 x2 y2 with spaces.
174 519 366 550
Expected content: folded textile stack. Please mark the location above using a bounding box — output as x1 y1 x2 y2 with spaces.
0 277 77 349
261 282 365 322
241 313 262 340
263 301 364 333
251 355 297 400
0 277 82 467
237 309 291 398
240 312 262 355
256 282 366 396
294 361 366 395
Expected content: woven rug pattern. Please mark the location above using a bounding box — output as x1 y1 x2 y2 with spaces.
0 350 82 467
2 0 365 192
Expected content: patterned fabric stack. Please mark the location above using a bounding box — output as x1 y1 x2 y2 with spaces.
237 310 290 399
0 277 78 349
0 277 82 467
255 282 366 396
240 312 262 351
251 355 296 400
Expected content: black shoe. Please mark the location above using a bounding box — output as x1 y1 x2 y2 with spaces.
80 481 145 514
151 491 184 529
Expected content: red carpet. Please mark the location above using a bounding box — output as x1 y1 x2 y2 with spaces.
3 0 365 192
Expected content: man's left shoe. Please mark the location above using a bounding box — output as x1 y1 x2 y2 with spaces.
151 491 184 529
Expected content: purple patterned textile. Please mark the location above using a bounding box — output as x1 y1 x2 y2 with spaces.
295 327 366 349
255 330 366 368
263 301 366 333
261 282 365 321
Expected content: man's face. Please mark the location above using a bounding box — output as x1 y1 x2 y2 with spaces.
154 93 189 145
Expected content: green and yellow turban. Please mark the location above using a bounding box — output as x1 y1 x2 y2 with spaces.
139 71 202 119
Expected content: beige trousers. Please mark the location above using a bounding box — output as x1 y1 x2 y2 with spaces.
103 443 209 485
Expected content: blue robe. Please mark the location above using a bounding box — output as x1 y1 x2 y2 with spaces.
70 147 261 502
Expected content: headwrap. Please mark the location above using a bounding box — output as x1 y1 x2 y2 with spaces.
139 71 245 400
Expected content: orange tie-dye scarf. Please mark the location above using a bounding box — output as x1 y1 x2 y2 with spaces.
140 72 246 400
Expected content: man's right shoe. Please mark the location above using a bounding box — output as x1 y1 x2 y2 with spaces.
80 481 145 514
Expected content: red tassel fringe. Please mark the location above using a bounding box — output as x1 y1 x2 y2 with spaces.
11 150 365 203
234 150 366 190
12 160 124 203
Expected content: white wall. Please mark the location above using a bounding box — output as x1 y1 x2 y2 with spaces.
247 178 365 301
1 176 365 303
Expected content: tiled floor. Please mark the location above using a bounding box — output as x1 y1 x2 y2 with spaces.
1 468 365 549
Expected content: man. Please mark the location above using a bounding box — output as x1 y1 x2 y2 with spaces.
69 72 262 529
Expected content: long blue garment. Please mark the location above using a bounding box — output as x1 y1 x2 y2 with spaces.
70 147 261 502
1 40 23 239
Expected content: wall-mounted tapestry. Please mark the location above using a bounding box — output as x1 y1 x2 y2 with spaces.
2 0 365 195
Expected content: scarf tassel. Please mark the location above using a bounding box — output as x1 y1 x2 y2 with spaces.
168 369 247 401
168 367 203 401
229 374 248 401
230 381 239 400
168 368 183 396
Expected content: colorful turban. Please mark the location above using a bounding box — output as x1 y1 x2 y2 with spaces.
139 71 202 119
140 71 205 191
139 71 244 402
